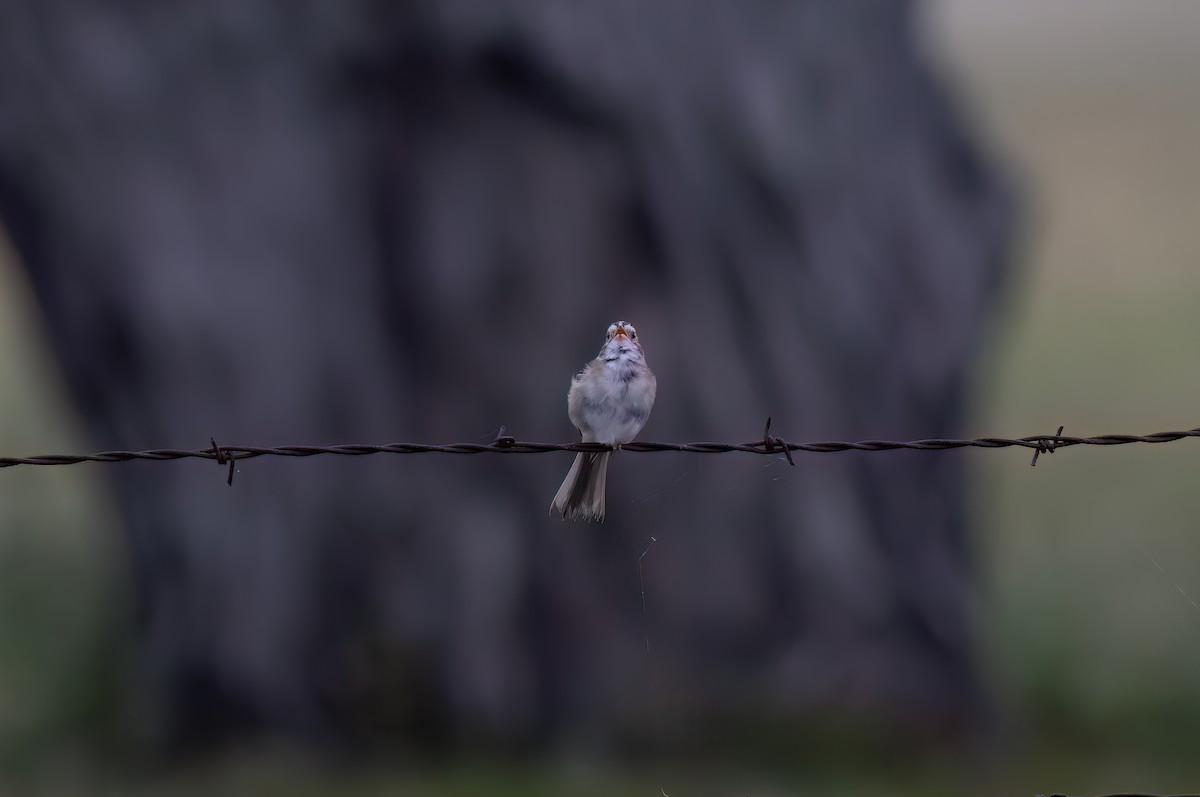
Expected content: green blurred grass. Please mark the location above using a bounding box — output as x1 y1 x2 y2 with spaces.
974 259 1200 744
0 238 124 778
4 2 1200 792
947 0 1200 786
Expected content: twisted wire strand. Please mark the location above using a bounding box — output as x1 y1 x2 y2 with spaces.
2 426 1199 469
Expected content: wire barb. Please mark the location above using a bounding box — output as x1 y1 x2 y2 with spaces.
210 437 235 486
1030 425 1065 467
761 416 795 466
494 425 516 448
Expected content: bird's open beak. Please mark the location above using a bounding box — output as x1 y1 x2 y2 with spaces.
613 325 629 339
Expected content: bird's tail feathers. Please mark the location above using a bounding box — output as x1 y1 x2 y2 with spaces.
550 451 610 522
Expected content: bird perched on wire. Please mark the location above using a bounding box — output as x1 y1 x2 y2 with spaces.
551 321 657 522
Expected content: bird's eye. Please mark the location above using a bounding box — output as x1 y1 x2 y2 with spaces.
629 329 637 339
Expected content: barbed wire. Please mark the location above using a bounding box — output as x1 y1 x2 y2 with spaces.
2 420 1199 484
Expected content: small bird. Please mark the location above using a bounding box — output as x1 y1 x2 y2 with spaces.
551 321 657 522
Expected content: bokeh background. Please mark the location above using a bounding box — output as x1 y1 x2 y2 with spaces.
2 1 1200 794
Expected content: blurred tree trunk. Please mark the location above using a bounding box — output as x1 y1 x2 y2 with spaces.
0 0 1012 752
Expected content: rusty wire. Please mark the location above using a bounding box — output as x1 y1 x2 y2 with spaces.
1 421 1199 478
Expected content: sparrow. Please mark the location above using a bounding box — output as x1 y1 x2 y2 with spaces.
551 321 657 522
